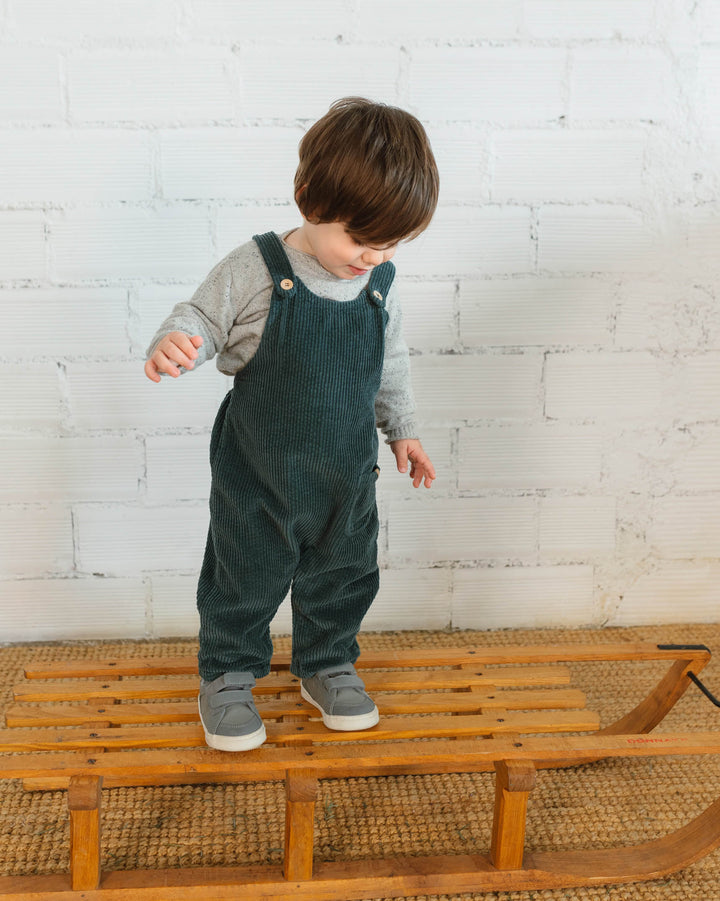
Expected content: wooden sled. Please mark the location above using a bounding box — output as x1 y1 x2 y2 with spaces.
1 641 719 899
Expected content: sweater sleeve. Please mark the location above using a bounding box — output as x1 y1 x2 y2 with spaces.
145 256 238 369
375 282 418 443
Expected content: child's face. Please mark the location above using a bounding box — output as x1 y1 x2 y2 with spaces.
297 220 397 280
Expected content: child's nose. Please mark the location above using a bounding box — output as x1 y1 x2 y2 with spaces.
362 248 384 266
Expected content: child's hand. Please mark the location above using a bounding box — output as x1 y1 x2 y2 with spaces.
389 438 436 489
144 332 203 383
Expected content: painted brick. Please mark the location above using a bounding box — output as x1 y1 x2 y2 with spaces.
363 568 452 630
650 496 720 558
545 352 665 421
75 504 209 575
160 127 302 201
697 1 720 43
676 354 720 423
354 0 521 41
685 203 720 271
150 575 200 638
3 288 129 358
0 437 141 503
459 425 602 490
187 0 348 40
10 0 178 39
523 0 654 39
269 596 293 637
491 129 647 202
425 125 489 206
387 497 536 562
216 206 301 260
0 577 147 641
68 361 228 430
410 353 542 422
0 46 62 121
610 563 720 626
68 50 236 124
460 277 612 347
0 130 153 203
669 429 720 492
239 44 401 120
614 280 719 351
538 206 657 273
50 208 214 281
539 496 616 560
0 364 61 428
0 507 74 577
408 47 565 123
0 213 46 281
453 565 596 629
605 428 690 496
146 434 211 503
697 49 720 127
400 206 534 277
397 279 457 352
569 47 674 121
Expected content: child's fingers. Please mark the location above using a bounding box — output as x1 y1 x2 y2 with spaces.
409 452 435 489
144 359 162 383
395 445 409 473
165 338 199 369
154 350 183 377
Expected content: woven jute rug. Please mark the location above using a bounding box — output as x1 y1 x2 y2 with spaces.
2 623 720 900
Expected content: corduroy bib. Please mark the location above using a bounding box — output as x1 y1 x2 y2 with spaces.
196 231 395 681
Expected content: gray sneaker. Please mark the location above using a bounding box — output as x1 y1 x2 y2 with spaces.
300 663 379 731
198 671 266 752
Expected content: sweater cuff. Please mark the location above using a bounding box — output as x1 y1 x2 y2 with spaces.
383 421 419 444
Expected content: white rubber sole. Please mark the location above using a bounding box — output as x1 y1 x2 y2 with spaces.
300 684 379 731
198 699 267 752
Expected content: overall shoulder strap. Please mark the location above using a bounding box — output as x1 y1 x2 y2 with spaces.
252 232 297 296
365 261 396 308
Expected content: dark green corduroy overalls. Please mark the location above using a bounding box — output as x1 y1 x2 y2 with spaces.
196 231 394 682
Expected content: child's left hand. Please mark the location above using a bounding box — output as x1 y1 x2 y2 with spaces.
389 439 436 489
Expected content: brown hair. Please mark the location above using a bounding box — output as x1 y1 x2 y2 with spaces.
294 97 439 246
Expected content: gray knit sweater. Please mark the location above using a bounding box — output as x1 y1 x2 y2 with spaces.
147 230 417 442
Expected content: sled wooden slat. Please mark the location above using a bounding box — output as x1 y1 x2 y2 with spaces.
2 641 718 900
0 709 601 753
21 641 711 680
4 687 588 728
11 665 572 704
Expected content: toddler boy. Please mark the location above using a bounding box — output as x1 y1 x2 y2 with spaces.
145 97 439 751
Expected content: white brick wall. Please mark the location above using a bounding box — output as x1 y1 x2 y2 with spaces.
0 131 153 203
491 130 647 203
459 278 612 347
68 50 237 124
458 426 602 491
2 1 720 643
408 47 566 123
569 47 675 122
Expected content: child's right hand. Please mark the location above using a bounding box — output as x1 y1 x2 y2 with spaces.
144 332 204 383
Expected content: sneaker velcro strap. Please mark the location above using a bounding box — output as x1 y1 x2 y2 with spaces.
324 674 365 691
208 689 253 708
221 672 255 687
